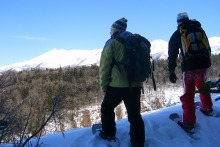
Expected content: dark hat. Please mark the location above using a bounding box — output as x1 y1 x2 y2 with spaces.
112 18 127 31
177 12 189 25
110 18 127 35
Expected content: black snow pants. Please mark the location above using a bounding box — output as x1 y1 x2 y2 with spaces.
101 86 145 145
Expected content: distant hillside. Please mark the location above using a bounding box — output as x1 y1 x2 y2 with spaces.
0 37 219 72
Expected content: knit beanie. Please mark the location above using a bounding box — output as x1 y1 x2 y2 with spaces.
177 12 189 25
110 18 127 35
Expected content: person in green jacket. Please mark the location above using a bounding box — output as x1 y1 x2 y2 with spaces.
99 18 145 147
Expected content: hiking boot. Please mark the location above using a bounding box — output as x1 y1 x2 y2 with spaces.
177 121 195 134
99 130 116 141
200 108 213 116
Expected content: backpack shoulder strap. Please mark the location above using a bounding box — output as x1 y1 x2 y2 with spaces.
114 36 125 45
180 19 201 30
190 19 201 27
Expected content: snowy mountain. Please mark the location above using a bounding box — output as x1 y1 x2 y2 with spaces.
208 36 220 54
150 39 168 60
0 49 102 72
0 37 219 72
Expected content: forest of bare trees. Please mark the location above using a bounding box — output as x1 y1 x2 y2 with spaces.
0 54 219 146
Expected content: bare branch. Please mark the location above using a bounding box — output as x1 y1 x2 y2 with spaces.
0 69 16 89
22 95 60 146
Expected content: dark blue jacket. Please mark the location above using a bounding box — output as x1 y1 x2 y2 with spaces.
168 22 211 72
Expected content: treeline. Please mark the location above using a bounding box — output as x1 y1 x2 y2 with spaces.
0 65 102 145
0 54 219 145
153 54 219 85
16 65 102 110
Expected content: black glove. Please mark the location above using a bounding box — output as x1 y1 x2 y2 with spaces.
169 72 177 83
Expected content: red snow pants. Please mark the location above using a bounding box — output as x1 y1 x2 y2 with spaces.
180 68 213 125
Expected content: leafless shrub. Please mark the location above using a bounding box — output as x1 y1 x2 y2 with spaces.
0 70 65 146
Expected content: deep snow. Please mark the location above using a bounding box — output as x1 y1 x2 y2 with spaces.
8 93 219 147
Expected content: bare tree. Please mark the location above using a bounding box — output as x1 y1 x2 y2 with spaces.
0 69 16 89
0 70 18 143
0 70 65 147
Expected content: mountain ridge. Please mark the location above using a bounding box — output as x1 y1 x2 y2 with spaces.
0 37 219 72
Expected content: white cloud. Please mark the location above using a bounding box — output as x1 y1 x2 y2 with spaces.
15 36 49 41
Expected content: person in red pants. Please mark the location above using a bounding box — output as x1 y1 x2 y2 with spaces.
168 12 213 133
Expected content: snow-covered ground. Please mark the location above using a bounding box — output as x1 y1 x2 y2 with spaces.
3 92 220 147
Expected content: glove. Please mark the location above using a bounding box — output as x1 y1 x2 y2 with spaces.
169 72 177 83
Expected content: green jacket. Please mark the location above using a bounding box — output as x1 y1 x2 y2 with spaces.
99 31 142 92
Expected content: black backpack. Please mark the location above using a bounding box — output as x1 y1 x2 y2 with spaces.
114 34 155 90
179 19 211 61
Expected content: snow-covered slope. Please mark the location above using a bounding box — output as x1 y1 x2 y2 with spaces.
0 37 219 72
151 39 168 60
209 36 220 54
0 49 102 72
6 93 219 147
